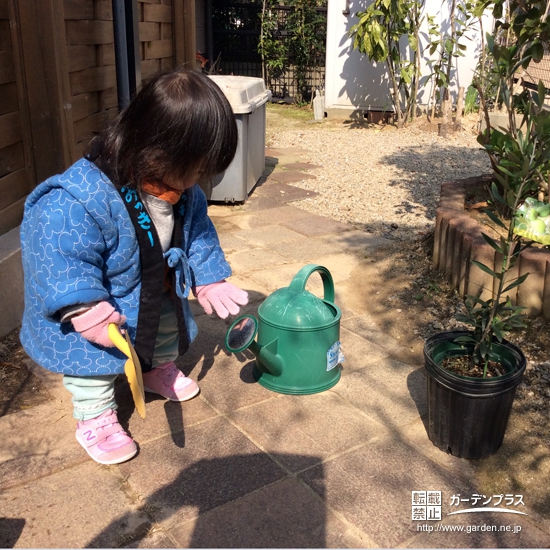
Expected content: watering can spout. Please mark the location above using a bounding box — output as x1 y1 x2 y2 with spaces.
250 338 284 377
224 315 284 377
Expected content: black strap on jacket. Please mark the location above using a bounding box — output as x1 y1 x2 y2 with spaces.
118 186 165 372
171 197 190 356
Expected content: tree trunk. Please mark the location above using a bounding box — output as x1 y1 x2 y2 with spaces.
445 0 457 87
387 54 403 128
411 23 422 122
439 91 449 138
454 86 464 130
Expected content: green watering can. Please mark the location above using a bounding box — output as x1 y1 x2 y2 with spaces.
225 264 343 395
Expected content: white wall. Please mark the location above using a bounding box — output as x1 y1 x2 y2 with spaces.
325 0 493 113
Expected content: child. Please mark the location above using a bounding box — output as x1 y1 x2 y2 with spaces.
19 69 248 465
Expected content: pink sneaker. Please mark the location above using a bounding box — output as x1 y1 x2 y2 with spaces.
75 409 137 465
142 362 200 402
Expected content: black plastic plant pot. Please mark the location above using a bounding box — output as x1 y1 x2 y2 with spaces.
423 331 526 460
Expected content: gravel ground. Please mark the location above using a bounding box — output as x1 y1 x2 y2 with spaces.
267 110 491 241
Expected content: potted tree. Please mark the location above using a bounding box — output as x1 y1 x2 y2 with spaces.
424 0 550 459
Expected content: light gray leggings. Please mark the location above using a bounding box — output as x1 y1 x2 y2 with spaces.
64 295 179 421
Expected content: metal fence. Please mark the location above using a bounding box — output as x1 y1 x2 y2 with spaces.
210 1 326 102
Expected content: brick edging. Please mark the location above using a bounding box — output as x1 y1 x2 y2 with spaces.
434 175 550 317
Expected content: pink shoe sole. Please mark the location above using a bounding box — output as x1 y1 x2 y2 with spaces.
76 432 137 465
143 382 200 402
142 362 201 402
75 409 138 465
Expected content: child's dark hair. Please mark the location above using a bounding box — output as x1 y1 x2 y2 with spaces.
85 69 238 189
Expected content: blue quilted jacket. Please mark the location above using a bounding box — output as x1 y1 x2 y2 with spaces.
20 159 231 375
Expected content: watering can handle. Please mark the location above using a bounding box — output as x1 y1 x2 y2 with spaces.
288 264 335 302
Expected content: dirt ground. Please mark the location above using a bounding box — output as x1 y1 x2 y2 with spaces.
1 105 549 522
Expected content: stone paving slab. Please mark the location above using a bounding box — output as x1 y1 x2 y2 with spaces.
282 214 351 237
268 236 342 262
0 461 144 548
230 224 306 247
267 171 318 184
184 351 276 416
254 204 318 224
211 211 272 230
399 418 478 480
334 359 427 429
253 180 319 202
24 358 67 401
204 204 243 218
246 260 329 294
339 326 390 372
228 391 386 473
299 434 478 548
115 380 219 445
168 477 369 548
173 308 277 415
118 416 287 525
206 216 242 234
0 402 87 489
298 253 361 285
216 231 251 255
237 195 284 212
319 230 393 256
342 314 422 366
223 246 292 274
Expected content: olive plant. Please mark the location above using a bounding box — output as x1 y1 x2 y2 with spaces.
456 0 550 373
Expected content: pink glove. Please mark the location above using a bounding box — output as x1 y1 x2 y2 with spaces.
193 280 248 319
71 301 126 348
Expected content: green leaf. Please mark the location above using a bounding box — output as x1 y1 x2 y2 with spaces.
502 272 530 293
486 31 495 53
455 314 476 326
492 325 504 341
530 41 544 63
481 233 504 254
491 181 507 204
497 165 519 178
492 171 509 190
538 80 547 109
471 260 501 279
479 339 488 358
483 208 507 229
464 294 490 308
453 335 477 345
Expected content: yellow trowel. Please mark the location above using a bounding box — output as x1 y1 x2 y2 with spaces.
108 324 146 419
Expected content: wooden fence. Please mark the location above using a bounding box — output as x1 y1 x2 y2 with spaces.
0 0 196 237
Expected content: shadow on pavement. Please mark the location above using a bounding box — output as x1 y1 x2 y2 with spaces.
0 518 25 548
86 454 325 548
